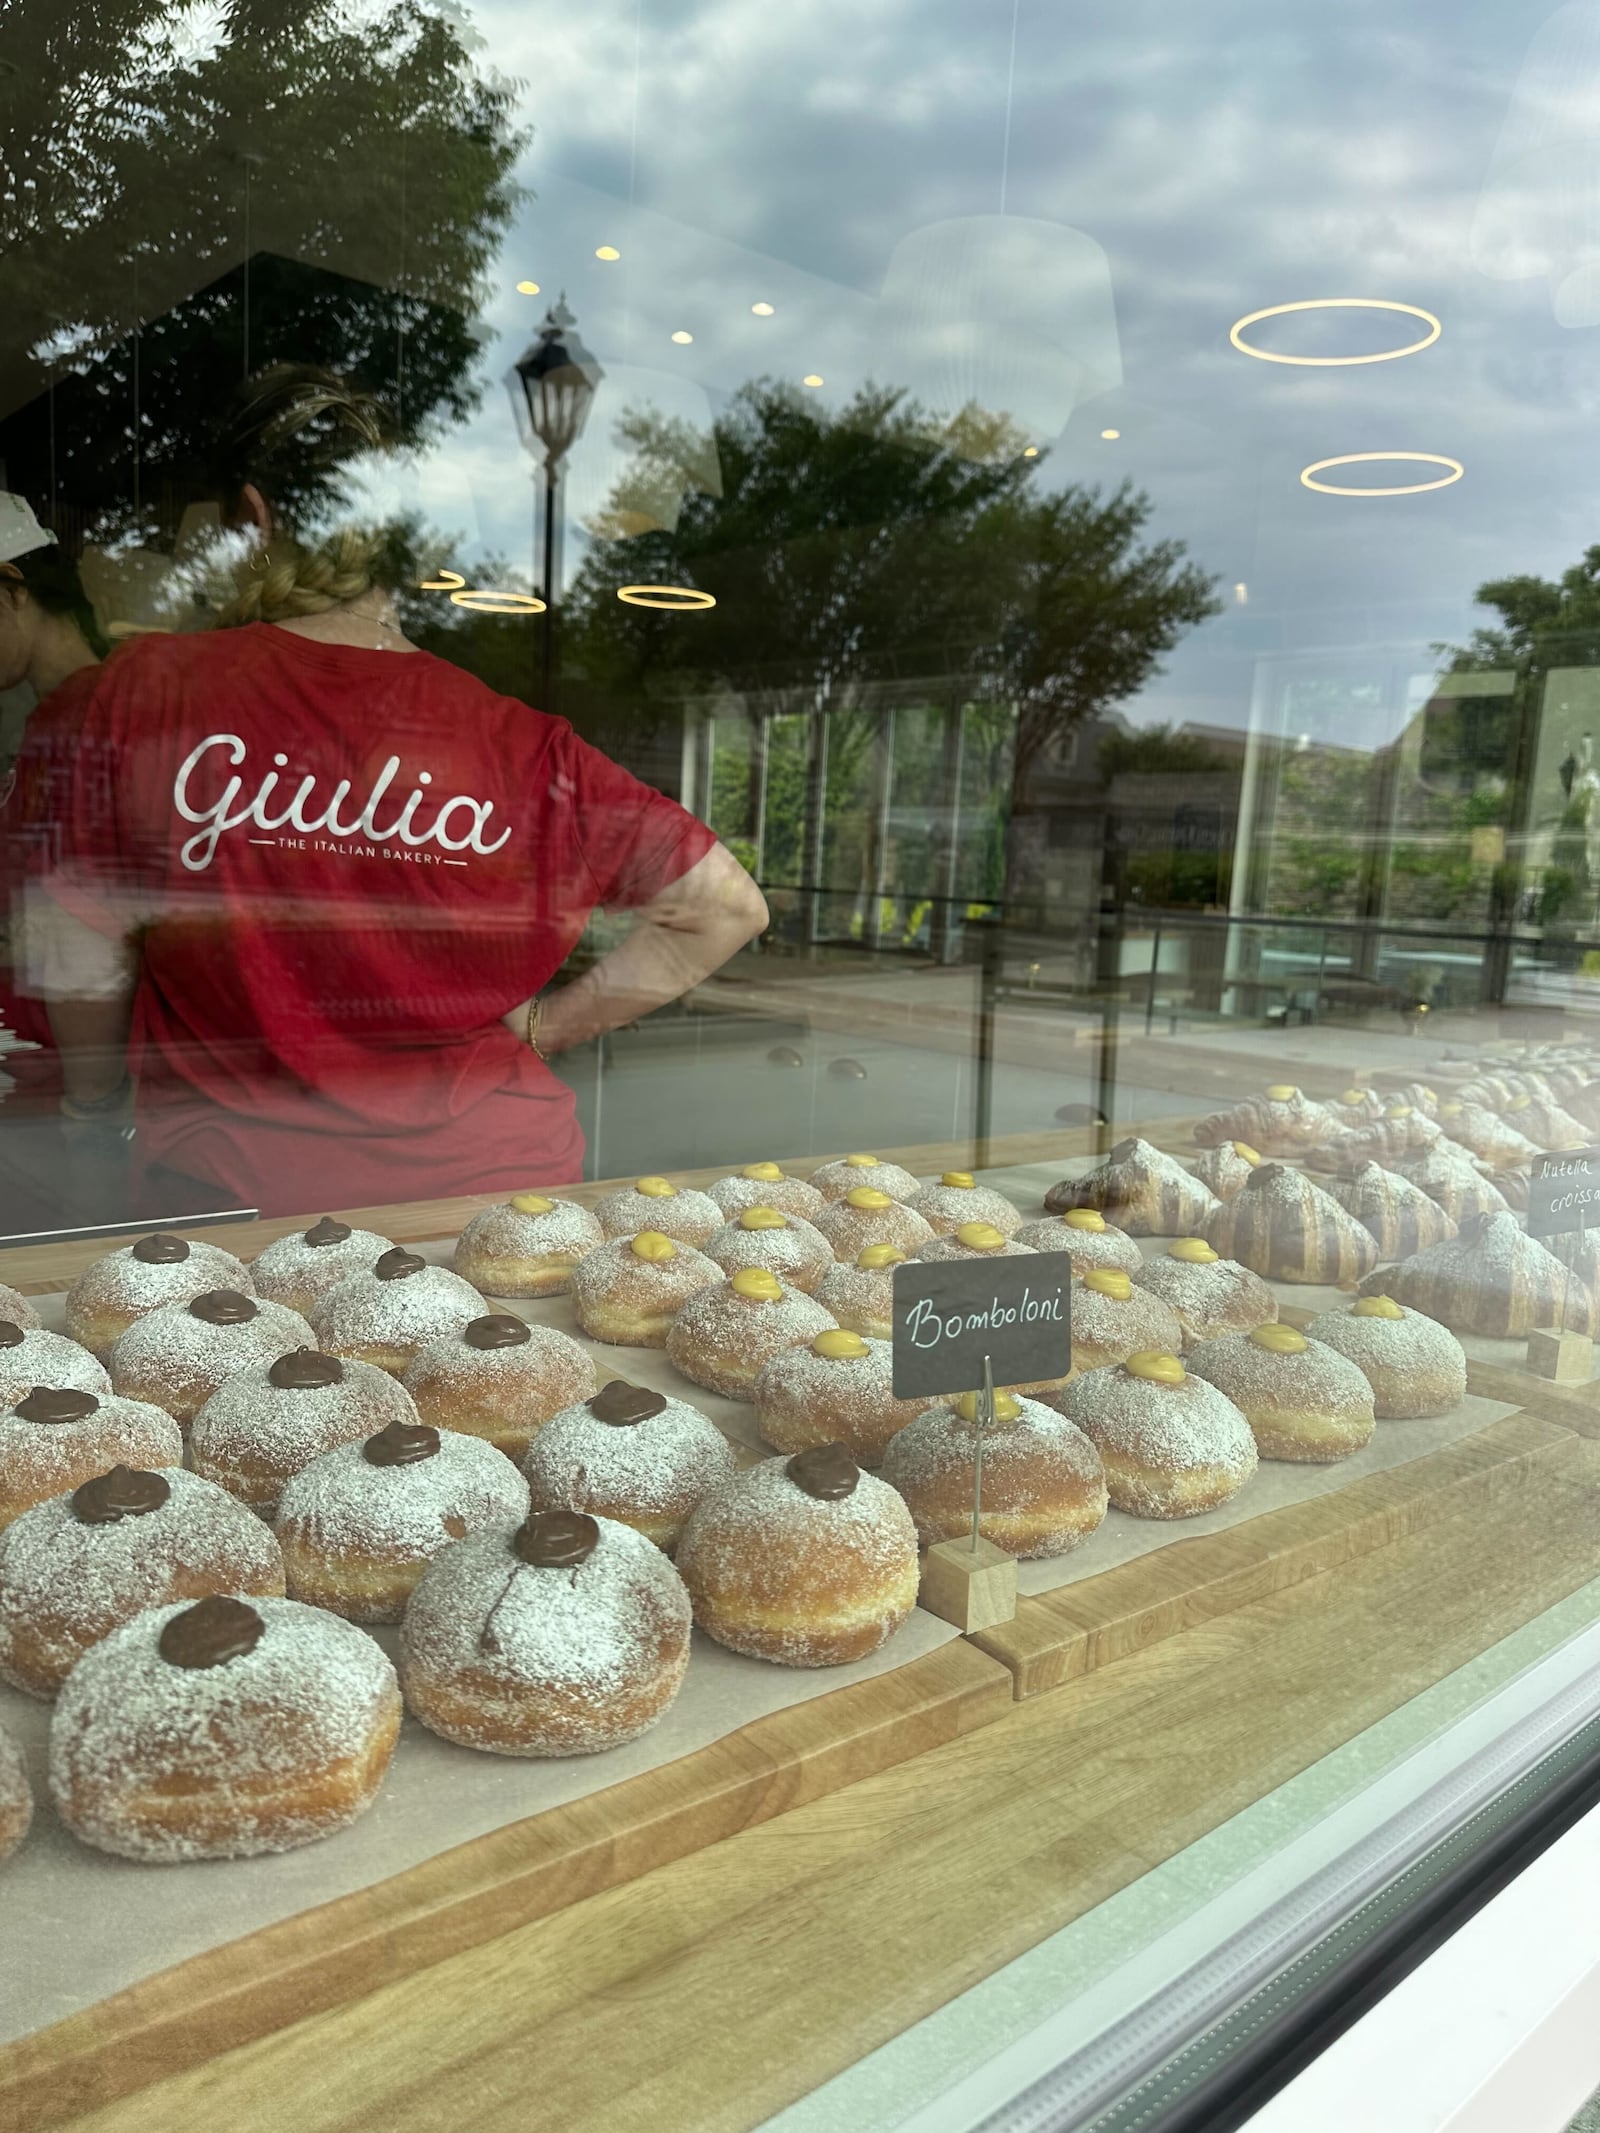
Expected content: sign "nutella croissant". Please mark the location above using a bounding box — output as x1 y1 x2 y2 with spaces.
1527 1149 1600 1240
173 735 514 873
890 1255 1071 1398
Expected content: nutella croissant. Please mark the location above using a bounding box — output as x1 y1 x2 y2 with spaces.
1203 1163 1379 1286
1396 1145 1510 1225
1326 1161 1457 1261
1044 1137 1220 1237
1359 1211 1598 1338
1433 1100 1541 1171
1192 1085 1339 1157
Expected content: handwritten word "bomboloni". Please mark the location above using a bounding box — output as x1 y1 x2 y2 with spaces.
903 1287 1064 1349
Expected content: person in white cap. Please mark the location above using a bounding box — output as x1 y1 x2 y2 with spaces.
0 495 106 707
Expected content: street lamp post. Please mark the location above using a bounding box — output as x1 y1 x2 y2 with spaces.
510 295 604 710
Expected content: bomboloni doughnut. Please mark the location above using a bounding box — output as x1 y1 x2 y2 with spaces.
523 1381 736 1550
311 1248 485 1375
0 1320 110 1409
0 1723 30 1864
64 1232 256 1361
399 1509 693 1755
275 1418 529 1624
249 1217 396 1317
1055 1352 1257 1519
905 1171 1024 1239
49 1594 401 1861
1130 1239 1278 1349
676 1444 919 1667
814 1244 907 1341
451 1193 604 1298
0 1284 41 1333
591 1176 723 1248
881 1389 1108 1557
754 1329 929 1463
0 1466 284 1698
703 1205 833 1294
190 1347 422 1518
1012 1207 1144 1277
1070 1266 1185 1373
0 1389 183 1531
708 1162 827 1223
812 1187 935 1263
1305 1296 1467 1419
1189 1140 1262 1202
403 1313 594 1461
916 1221 1035 1265
665 1267 837 1400
569 1230 723 1346
1186 1322 1376 1464
109 1290 315 1427
807 1153 919 1203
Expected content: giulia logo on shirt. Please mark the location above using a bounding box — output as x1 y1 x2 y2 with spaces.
173 734 513 872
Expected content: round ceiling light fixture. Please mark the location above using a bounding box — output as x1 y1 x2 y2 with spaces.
595 245 621 262
617 584 717 611
419 568 466 592
1230 297 1441 366
516 280 541 296
450 588 548 614
1299 451 1464 496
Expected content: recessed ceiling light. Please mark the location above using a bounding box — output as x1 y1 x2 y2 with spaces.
752 302 775 316
1101 428 1120 440
803 374 824 388
1229 297 1440 366
1299 450 1463 496
671 330 693 344
515 280 540 295
595 245 621 261
1022 446 1039 458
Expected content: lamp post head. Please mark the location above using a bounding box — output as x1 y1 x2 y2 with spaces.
511 294 604 470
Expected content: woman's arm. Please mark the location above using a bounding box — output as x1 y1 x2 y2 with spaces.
507 842 768 1056
24 894 139 1106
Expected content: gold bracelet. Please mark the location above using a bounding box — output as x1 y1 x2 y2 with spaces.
525 995 545 1058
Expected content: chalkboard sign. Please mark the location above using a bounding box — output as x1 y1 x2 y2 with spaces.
1527 1149 1600 1241
890 1255 1073 1399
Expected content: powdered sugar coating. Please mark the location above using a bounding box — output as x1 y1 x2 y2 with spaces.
1325 1161 1458 1260
402 1321 596 1453
1189 1143 1258 1201
1435 1102 1540 1169
1396 1146 1509 1222
1313 1111 1441 1169
1056 1364 1258 1513
250 1226 396 1312
277 1429 529 1588
813 1195 936 1262
1012 1214 1144 1275
708 1171 827 1222
1186 1330 1376 1418
1360 1211 1598 1336
1130 1253 1277 1347
1204 1164 1378 1285
452 1199 604 1294
49 1596 399 1860
1193 1089 1339 1155
569 1235 724 1344
0 1468 284 1696
1044 1137 1222 1236
523 1391 737 1539
190 1355 420 1514
1070 1279 1185 1365
312 1262 484 1368
905 1180 1024 1238
109 1298 316 1421
814 1258 900 1340
0 1396 184 1527
0 1284 42 1334
753 1336 930 1462
65 1240 256 1356
0 1328 111 1409
703 1211 834 1292
807 1158 920 1203
0 1722 31 1860
591 1184 723 1247
665 1276 838 1400
880 1394 1108 1557
916 1235 1036 1264
1305 1303 1467 1416
399 1516 692 1754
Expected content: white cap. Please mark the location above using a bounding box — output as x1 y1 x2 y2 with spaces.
0 494 56 567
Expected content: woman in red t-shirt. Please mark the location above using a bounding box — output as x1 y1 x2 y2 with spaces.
33 369 765 1218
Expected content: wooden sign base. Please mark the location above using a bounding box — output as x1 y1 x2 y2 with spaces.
920 1536 1018 1632
1525 1329 1595 1383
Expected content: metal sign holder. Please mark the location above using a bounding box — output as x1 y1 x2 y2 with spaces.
917 1351 1020 1633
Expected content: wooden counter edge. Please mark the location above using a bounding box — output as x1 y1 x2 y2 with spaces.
0 1640 1012 2133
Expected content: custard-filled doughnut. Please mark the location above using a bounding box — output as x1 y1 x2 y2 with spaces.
523 1381 736 1550
814 1244 908 1341
1129 1239 1278 1349
190 1347 422 1517
0 1284 41 1334
311 1248 485 1375
881 1389 1107 1558
400 1510 693 1755
707 1162 827 1223
677 1444 919 1666
109 1290 315 1427
1071 1266 1184 1373
1055 1352 1257 1518
0 1466 284 1698
275 1419 528 1623
0 1320 110 1409
403 1313 595 1461
665 1267 837 1400
812 1187 935 1263
1187 1322 1376 1463
916 1221 1035 1266
451 1193 604 1298
591 1177 723 1248
0 1723 30 1864
0 1389 183 1531
569 1231 723 1346
1304 1296 1467 1419
1189 1140 1262 1203
1012 1207 1144 1277
753 1330 930 1464
807 1154 920 1203
905 1171 1023 1239
249 1218 396 1317
65 1232 256 1362
703 1205 833 1294
49 1594 401 1861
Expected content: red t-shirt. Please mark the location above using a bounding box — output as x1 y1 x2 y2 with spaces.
44 626 715 1215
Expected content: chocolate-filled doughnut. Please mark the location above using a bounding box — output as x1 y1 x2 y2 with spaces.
250 1218 396 1316
523 1381 736 1549
190 1347 422 1517
0 1320 110 1410
0 1389 183 1531
311 1250 485 1375
109 1290 316 1426
0 1283 42 1334
64 1233 256 1362
403 1312 595 1461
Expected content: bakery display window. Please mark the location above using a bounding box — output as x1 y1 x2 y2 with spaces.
3 5 1600 2131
